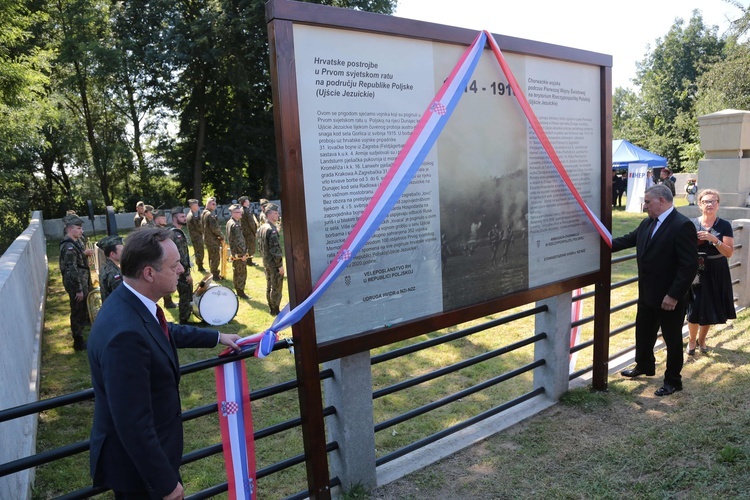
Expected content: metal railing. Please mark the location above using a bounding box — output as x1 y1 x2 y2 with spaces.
4 224 745 498
0 339 339 499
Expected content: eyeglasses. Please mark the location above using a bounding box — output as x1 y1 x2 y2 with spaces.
701 199 718 205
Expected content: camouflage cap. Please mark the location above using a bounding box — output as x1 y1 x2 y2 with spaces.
63 214 85 227
136 201 145 208
154 209 167 218
259 198 269 206
238 196 249 203
171 206 185 215
96 235 123 250
144 204 154 212
187 199 199 205
205 196 216 204
264 203 279 213
229 204 242 212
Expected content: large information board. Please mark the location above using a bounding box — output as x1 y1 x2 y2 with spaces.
268 0 612 356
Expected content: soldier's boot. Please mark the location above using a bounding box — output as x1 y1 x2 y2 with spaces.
237 290 249 299
269 306 279 316
73 336 87 352
246 258 254 267
163 295 177 309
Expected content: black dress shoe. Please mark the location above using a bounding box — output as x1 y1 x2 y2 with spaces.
621 368 655 378
654 384 682 397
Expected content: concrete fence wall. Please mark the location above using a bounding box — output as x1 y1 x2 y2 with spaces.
0 211 48 500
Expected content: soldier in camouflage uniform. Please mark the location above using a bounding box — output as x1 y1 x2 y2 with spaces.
201 196 224 279
154 210 177 308
60 215 93 350
238 196 257 266
257 203 284 315
140 205 155 227
169 207 194 323
226 205 249 298
186 199 206 272
133 201 145 228
258 198 269 226
97 235 123 303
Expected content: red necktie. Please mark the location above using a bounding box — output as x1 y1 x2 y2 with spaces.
155 305 170 341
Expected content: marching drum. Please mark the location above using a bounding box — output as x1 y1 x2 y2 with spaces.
192 283 239 326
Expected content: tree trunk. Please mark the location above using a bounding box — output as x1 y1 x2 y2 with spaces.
192 83 207 199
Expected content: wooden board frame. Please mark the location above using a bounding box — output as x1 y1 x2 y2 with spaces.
268 0 613 362
266 1 612 496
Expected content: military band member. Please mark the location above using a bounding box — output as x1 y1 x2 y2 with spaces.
257 203 284 315
226 205 249 298
153 209 177 309
169 207 194 323
186 199 206 272
201 196 224 279
60 215 93 351
140 205 155 227
154 209 168 228
97 235 124 303
238 196 257 266
258 198 269 226
134 201 145 228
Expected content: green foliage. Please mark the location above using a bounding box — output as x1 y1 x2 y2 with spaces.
0 170 30 255
696 41 750 115
632 11 724 172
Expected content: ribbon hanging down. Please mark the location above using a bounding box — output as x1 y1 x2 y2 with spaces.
226 31 612 360
215 359 257 500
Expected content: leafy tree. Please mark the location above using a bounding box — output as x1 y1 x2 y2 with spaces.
696 37 750 115
634 11 724 171
0 0 51 253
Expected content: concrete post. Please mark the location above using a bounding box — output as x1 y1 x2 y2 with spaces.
730 219 750 309
534 292 574 401
322 351 377 492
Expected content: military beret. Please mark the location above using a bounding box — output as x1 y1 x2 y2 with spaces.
238 196 249 203
264 203 279 213
63 214 85 227
96 235 123 250
188 199 199 205
154 209 166 218
171 206 185 215
144 205 154 212
136 201 145 208
229 204 242 211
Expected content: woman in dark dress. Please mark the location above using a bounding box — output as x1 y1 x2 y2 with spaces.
686 189 736 355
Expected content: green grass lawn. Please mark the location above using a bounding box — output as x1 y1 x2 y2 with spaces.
32 208 652 499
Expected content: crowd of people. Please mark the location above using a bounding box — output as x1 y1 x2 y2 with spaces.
52 179 739 496
59 196 282 351
55 196 286 497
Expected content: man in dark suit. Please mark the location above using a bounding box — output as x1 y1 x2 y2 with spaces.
88 227 242 498
612 184 698 396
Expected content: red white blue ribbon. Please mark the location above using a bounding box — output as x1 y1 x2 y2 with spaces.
217 30 614 496
215 360 257 499
569 288 584 373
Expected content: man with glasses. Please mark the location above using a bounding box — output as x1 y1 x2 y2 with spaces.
612 184 698 396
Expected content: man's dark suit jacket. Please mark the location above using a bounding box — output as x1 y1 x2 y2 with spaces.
88 284 219 498
612 208 698 306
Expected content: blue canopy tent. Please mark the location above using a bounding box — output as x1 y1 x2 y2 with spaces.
612 139 667 168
